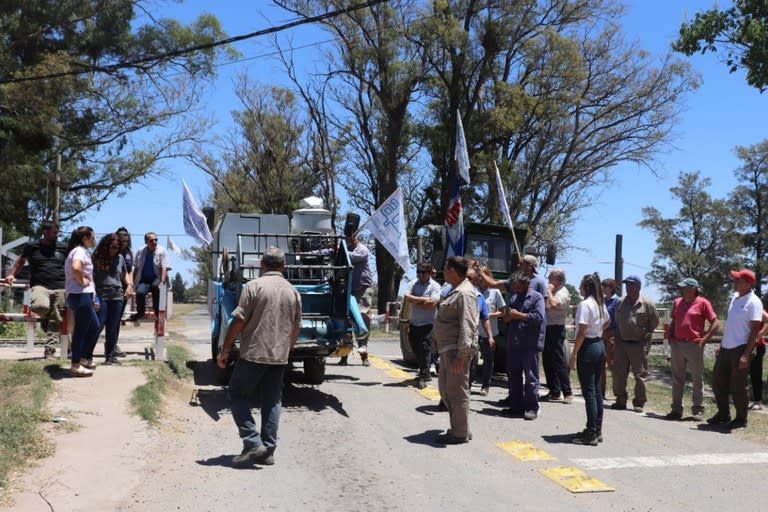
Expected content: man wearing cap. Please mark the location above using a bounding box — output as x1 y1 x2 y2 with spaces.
665 277 720 421
404 262 442 389
707 269 762 429
611 275 660 413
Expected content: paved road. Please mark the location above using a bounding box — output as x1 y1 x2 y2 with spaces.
108 306 768 511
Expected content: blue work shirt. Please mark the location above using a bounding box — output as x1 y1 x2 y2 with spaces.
505 287 546 351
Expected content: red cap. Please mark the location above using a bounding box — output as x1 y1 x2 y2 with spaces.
730 269 756 285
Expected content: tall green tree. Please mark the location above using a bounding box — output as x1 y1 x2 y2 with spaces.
192 77 320 215
171 272 187 303
639 171 744 312
729 139 768 296
0 0 229 233
674 0 768 92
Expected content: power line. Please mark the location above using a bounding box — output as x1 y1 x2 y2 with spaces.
0 0 390 85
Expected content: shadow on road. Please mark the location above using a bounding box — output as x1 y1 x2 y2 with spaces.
541 433 579 444
195 454 263 470
403 429 444 447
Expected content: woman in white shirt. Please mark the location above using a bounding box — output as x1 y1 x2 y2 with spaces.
569 273 610 446
64 226 98 377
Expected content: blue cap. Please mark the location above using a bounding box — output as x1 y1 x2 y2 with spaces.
622 275 641 285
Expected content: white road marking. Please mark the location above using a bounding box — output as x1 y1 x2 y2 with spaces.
572 452 768 470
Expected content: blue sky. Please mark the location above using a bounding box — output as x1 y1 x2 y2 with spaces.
72 1 768 302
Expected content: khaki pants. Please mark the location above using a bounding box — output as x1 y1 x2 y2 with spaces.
670 341 705 415
612 339 649 407
30 286 65 333
438 349 471 438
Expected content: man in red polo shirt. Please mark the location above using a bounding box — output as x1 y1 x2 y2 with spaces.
666 277 720 421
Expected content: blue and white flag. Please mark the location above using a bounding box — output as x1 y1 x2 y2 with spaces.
182 179 213 246
455 110 471 185
365 187 410 273
445 180 464 257
494 161 514 232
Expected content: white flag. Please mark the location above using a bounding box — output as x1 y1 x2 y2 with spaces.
182 179 213 246
365 188 410 273
455 110 471 185
494 161 514 232
167 236 182 254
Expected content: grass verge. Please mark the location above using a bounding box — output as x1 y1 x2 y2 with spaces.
0 360 54 493
130 343 193 424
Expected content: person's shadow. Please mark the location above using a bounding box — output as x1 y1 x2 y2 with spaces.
403 429 446 447
195 454 263 470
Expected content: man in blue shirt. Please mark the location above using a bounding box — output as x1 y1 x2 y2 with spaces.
129 231 169 322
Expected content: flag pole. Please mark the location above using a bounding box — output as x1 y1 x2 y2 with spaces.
493 161 522 257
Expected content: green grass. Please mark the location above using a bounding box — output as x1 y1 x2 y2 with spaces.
602 352 768 442
129 343 193 424
0 360 54 493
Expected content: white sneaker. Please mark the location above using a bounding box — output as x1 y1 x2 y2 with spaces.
429 364 437 376
749 402 763 410
69 366 93 377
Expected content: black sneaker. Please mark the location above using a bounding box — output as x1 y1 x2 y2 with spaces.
112 346 127 358
572 429 599 446
437 400 447 411
539 393 561 402
337 356 349 366
610 402 627 410
498 396 513 407
253 451 275 465
103 356 122 365
706 413 731 425
435 431 472 444
728 418 747 429
416 378 428 390
232 444 268 467
665 411 683 421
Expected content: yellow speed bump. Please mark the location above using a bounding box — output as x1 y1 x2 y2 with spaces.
539 466 614 493
497 440 556 461
417 387 441 400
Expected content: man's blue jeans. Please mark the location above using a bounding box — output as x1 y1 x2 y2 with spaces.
576 338 606 433
135 277 161 318
228 359 286 453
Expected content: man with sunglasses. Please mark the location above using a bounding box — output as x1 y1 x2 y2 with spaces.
129 231 169 322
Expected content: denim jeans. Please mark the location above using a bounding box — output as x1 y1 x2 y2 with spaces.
228 359 286 452
95 299 124 358
67 293 100 364
478 337 494 388
135 277 161 318
576 338 606 433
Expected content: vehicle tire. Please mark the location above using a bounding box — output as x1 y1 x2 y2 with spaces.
303 358 326 384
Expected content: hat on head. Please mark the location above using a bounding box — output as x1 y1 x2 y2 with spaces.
730 269 756 285
521 254 538 273
622 275 642 286
677 277 700 289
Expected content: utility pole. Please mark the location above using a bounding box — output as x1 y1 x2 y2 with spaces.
53 154 61 225
615 234 624 296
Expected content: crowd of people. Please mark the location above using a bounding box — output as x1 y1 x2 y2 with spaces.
404 256 767 447
2 222 170 377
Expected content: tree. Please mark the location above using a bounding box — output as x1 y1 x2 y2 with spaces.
192 76 321 215
171 272 187 303
639 172 744 312
674 0 768 92
0 1 230 233
729 139 768 296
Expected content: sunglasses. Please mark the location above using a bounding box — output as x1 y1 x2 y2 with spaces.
148 238 158 243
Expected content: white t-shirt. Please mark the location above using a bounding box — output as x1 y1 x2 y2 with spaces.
721 291 763 349
479 287 505 337
64 246 96 294
574 296 609 338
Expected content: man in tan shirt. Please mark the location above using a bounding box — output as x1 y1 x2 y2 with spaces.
217 246 302 467
611 275 660 413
